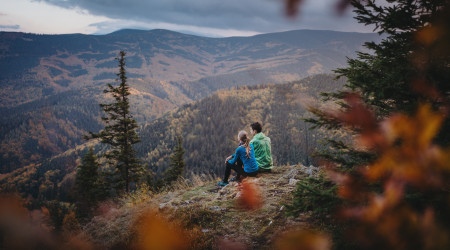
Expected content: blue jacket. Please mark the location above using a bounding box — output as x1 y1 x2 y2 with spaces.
228 144 259 173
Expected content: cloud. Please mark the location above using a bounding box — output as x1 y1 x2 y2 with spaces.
0 24 20 30
36 0 373 35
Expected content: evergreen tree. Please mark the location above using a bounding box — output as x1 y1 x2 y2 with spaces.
86 51 144 193
306 0 450 168
44 201 73 233
75 147 106 216
165 136 186 185
291 1 450 248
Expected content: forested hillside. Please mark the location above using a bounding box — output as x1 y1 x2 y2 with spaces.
0 29 381 173
138 74 347 178
0 88 102 173
0 74 346 207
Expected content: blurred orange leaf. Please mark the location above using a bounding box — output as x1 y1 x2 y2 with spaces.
133 210 189 250
285 0 304 17
237 179 263 211
366 104 449 187
416 25 442 45
275 229 331 250
284 0 355 17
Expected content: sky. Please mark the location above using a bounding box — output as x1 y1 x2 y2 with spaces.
0 0 375 37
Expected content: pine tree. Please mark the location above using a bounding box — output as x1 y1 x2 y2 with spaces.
165 136 186 185
291 1 450 248
363 0 448 108
86 51 144 193
306 0 450 168
75 147 102 205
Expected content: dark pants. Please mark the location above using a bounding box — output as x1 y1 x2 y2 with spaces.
223 158 257 182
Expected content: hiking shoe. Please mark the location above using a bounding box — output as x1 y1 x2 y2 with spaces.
217 181 229 186
229 176 241 182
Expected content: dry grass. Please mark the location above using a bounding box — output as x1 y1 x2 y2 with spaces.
81 164 318 249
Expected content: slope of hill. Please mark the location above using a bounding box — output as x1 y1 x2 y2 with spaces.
0 163 321 249
0 29 380 172
80 164 320 249
137 74 347 178
0 74 348 206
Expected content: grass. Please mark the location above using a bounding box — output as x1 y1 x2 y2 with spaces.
80 164 319 249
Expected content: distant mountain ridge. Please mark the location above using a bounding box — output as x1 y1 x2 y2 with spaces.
0 29 380 105
0 29 381 172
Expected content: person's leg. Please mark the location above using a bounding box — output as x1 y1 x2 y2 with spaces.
223 162 233 183
230 161 247 181
224 161 247 182
235 158 244 180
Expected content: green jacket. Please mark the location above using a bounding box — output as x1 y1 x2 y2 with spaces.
250 133 273 170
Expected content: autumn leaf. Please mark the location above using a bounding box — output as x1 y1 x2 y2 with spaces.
275 229 331 250
236 179 263 211
133 210 189 250
366 104 449 188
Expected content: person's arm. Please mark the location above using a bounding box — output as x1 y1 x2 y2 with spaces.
225 155 233 163
228 147 240 164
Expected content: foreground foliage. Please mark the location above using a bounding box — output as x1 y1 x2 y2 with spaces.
1 164 317 249
289 0 450 249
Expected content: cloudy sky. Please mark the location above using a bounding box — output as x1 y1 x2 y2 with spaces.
0 0 374 37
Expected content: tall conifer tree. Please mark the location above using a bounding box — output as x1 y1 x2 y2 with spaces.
290 1 450 248
86 51 144 193
306 0 450 168
165 136 186 185
75 147 105 215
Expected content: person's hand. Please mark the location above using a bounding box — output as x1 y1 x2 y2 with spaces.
225 155 232 163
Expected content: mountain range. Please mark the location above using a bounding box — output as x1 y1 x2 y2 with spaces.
0 29 381 173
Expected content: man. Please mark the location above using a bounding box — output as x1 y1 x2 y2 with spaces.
250 122 273 172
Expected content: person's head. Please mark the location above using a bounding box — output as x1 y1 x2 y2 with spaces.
238 130 249 142
250 122 262 134
238 130 251 158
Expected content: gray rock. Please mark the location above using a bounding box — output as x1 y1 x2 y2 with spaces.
280 169 299 181
305 165 319 177
159 202 169 210
208 206 225 211
289 178 299 186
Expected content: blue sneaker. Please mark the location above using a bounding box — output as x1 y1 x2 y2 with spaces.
217 181 229 186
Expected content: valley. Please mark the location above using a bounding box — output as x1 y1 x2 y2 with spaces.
0 29 381 173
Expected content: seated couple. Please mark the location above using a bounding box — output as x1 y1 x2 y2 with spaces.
217 122 273 186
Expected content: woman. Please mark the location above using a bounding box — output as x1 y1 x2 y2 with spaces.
217 130 259 186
